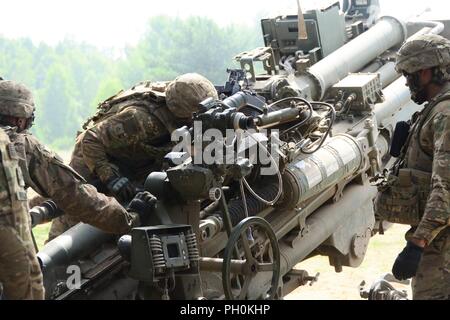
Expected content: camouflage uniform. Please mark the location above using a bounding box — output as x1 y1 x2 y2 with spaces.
0 80 141 238
0 128 44 299
47 74 218 240
404 87 450 299
376 34 450 299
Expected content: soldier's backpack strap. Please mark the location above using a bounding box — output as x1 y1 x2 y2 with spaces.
397 91 450 165
126 81 179 133
0 128 28 223
151 106 178 133
83 81 178 133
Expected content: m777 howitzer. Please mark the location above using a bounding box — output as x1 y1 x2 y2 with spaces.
36 0 450 300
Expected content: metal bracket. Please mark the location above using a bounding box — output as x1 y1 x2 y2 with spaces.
284 208 309 248
234 47 277 83
287 269 320 287
332 180 346 202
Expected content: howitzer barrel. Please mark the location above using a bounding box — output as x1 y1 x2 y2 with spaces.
37 223 114 272
296 16 406 100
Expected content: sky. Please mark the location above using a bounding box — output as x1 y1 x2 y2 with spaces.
0 0 449 48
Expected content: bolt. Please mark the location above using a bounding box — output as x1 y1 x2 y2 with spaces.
364 118 374 129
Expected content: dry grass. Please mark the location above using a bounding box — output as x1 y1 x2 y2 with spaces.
285 224 412 300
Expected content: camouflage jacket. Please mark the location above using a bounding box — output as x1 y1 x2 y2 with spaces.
0 128 45 300
404 84 450 243
80 98 176 185
1 126 139 235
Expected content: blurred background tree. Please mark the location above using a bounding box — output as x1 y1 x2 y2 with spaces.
0 16 261 150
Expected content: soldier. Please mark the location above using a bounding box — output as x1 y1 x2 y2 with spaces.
376 34 450 300
47 73 218 241
0 127 44 300
0 80 156 244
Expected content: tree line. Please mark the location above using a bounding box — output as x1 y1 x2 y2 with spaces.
0 16 262 150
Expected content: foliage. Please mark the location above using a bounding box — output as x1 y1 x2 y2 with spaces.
0 16 261 150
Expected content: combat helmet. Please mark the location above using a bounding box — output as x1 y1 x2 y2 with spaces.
0 80 36 119
166 73 218 119
396 34 450 77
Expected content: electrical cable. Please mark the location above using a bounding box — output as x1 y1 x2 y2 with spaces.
301 101 336 154
267 96 313 110
241 131 283 206
280 100 314 136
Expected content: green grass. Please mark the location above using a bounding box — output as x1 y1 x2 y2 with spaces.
33 223 51 250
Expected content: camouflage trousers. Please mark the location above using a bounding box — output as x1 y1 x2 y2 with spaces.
412 228 450 300
0 225 44 299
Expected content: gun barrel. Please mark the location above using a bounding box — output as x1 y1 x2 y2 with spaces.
37 223 114 272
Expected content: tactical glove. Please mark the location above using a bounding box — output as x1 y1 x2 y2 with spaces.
392 241 424 280
126 191 157 225
106 176 136 202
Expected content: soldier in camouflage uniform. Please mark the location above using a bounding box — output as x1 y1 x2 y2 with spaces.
376 34 450 299
0 80 156 243
47 73 218 241
0 127 44 299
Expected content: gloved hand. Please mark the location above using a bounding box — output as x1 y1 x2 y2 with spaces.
126 191 157 225
106 176 136 202
392 241 424 280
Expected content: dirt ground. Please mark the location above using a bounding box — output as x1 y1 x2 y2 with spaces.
285 224 412 300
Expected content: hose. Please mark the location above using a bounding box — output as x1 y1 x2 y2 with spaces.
267 96 313 112
301 101 336 154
